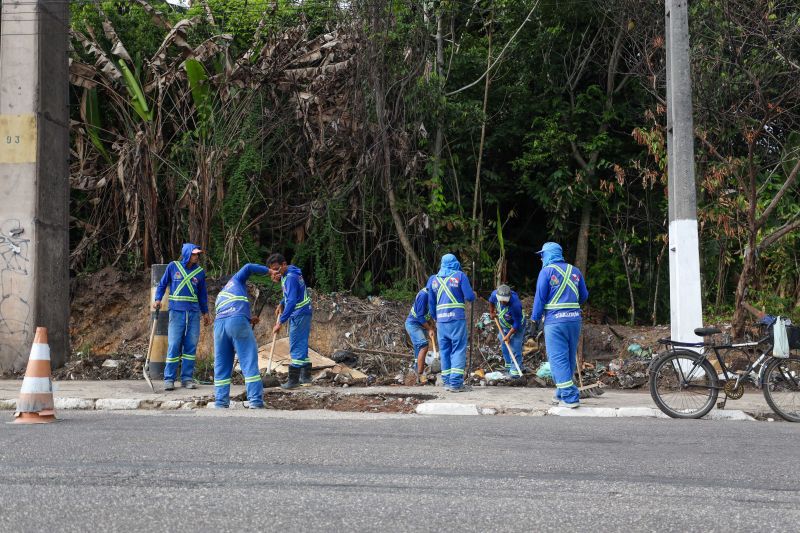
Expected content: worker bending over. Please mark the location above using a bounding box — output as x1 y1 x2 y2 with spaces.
531 242 589 408
153 243 210 391
489 284 525 379
406 286 434 380
268 254 313 389
213 263 267 408
427 253 475 392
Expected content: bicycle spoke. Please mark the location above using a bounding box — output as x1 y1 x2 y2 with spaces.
765 358 800 421
652 353 715 417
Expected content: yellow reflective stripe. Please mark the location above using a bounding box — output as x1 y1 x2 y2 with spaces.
450 368 465 375
166 357 180 363
556 380 574 389
215 291 249 311
546 264 580 310
181 354 196 360
438 303 465 309
169 295 199 301
435 276 460 306
244 375 261 383
214 378 232 386
282 276 311 309
498 305 512 329
173 262 202 299
290 358 310 365
441 369 452 375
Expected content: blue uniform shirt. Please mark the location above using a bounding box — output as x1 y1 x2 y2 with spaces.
279 265 313 324
426 271 475 323
488 290 525 332
407 288 431 326
154 243 209 314
214 264 269 321
531 262 589 324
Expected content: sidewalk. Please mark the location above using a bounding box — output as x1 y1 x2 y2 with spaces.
0 379 774 420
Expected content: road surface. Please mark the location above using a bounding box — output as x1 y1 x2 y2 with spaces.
1 411 798 532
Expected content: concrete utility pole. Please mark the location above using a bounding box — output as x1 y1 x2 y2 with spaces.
0 1 70 371
665 0 703 344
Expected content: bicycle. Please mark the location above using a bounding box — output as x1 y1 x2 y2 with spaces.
648 318 800 422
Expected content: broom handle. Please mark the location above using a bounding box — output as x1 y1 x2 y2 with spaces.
495 317 524 376
266 318 280 375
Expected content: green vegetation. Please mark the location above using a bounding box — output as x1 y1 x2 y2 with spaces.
68 0 800 330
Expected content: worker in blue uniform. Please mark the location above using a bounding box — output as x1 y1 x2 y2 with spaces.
427 253 475 392
531 242 589 408
489 284 525 379
406 287 434 379
153 243 210 391
213 263 267 408
268 254 313 390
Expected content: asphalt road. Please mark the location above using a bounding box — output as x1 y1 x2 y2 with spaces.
1 411 799 532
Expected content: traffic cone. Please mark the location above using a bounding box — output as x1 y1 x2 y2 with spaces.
12 327 57 424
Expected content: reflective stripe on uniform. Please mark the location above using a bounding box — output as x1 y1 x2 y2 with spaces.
181 354 196 361
282 276 311 311
169 261 203 303
244 375 261 383
435 276 465 310
214 378 232 386
450 368 465 375
290 358 310 366
215 290 249 312
544 264 581 310
556 380 574 389
166 356 180 363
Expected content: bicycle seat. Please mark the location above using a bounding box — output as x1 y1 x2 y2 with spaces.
694 327 721 337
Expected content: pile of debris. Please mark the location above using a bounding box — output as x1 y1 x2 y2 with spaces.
52 353 145 381
229 390 434 413
257 337 368 386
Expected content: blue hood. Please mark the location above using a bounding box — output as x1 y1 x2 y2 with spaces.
437 253 461 277
180 243 199 267
537 242 564 267
286 265 303 277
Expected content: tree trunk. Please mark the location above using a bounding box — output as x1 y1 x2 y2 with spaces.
574 197 592 273
732 242 757 336
431 11 445 202
471 18 492 248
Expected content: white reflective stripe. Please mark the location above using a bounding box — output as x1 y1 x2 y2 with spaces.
29 343 51 361
20 376 53 393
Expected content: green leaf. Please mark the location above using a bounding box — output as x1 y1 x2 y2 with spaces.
118 59 152 122
83 88 111 162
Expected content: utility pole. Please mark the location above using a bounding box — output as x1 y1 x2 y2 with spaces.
665 0 703 344
0 1 70 371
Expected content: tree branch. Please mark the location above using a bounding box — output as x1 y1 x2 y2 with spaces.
756 157 800 229
758 215 800 253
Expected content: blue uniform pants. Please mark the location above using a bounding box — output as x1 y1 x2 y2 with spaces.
499 327 525 377
289 313 312 368
165 310 200 384
213 316 263 408
437 320 467 388
545 321 581 404
405 320 429 373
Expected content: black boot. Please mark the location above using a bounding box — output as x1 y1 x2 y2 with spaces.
299 365 313 385
281 366 301 390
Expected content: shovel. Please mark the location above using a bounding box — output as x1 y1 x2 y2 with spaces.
494 317 524 378
143 308 159 392
261 318 281 388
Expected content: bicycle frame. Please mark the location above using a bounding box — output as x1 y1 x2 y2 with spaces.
659 335 773 392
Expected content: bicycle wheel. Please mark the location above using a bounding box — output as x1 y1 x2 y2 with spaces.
762 356 800 422
649 350 719 419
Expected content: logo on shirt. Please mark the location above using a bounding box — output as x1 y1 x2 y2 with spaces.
571 273 580 282
549 275 559 287
191 277 199 285
223 281 233 290
174 272 182 280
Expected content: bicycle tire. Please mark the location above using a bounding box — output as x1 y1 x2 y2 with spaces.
762 356 800 423
649 350 719 419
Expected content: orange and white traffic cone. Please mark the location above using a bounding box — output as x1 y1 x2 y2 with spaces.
12 327 57 424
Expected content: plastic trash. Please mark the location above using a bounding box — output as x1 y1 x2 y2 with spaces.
536 362 552 379
774 317 790 359
485 371 505 381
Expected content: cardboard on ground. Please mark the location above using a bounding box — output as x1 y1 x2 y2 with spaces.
258 337 335 374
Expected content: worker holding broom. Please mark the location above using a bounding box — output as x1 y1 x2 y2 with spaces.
427 253 475 392
489 284 525 379
153 243 210 391
268 253 313 389
405 286 435 382
212 263 268 409
531 242 589 408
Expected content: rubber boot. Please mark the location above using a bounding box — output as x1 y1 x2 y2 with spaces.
299 365 313 385
282 366 301 390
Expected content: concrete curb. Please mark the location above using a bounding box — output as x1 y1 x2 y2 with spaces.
416 403 480 416
0 397 759 421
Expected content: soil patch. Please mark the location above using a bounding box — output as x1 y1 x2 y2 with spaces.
230 390 435 413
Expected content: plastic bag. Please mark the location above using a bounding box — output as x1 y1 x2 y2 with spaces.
536 361 552 379
773 317 790 359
